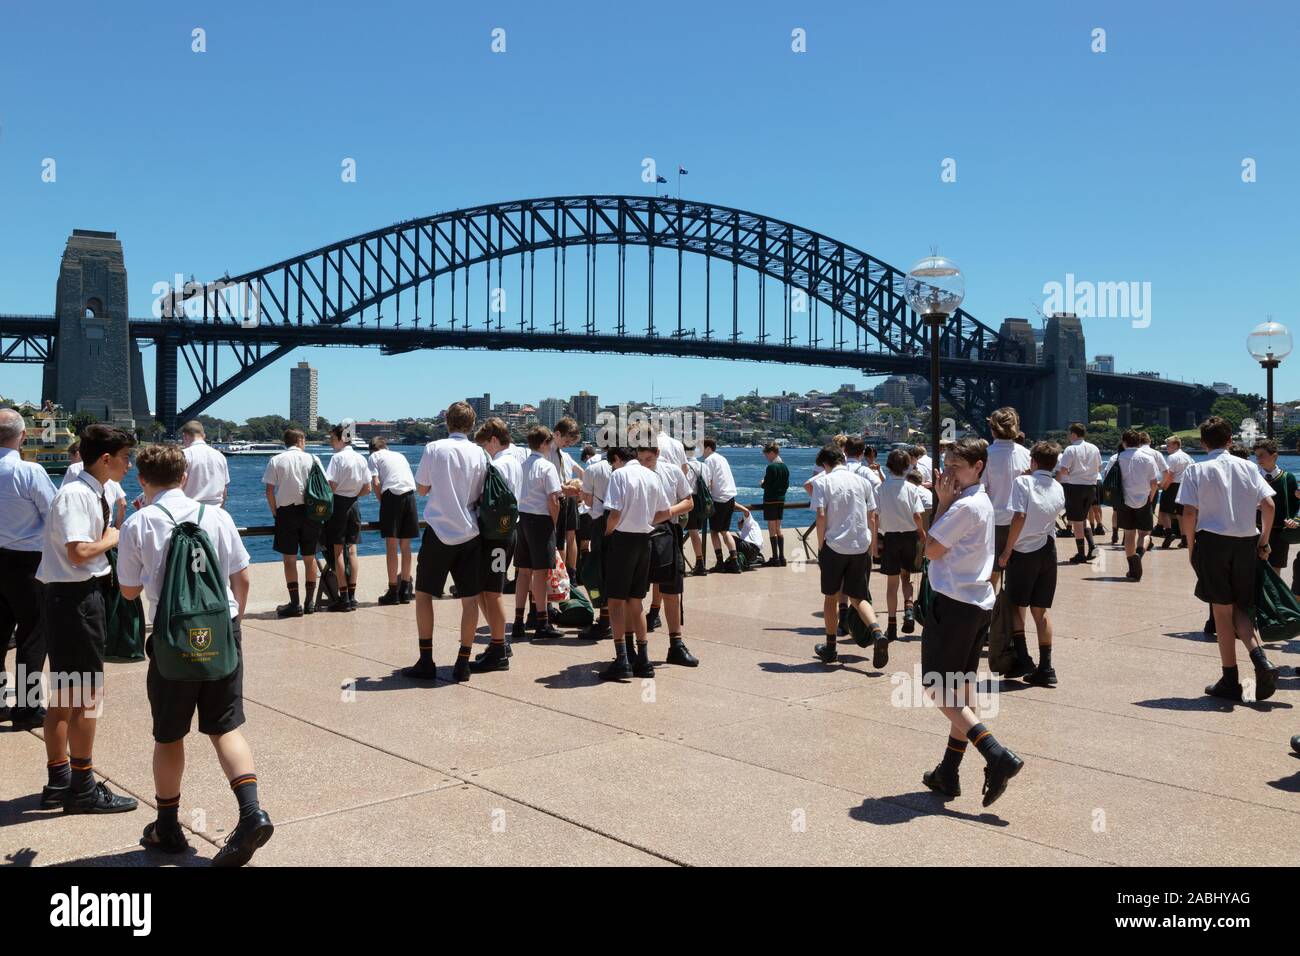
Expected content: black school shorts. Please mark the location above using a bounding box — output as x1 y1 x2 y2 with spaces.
1062 484 1094 522
480 531 516 594
880 531 919 576
920 591 992 686
147 618 245 743
415 527 483 598
379 490 420 539
44 578 108 685
516 513 557 570
762 501 785 522
273 504 321 557
818 545 871 600
324 494 360 546
1116 501 1153 532
1193 530 1258 609
1158 483 1183 517
605 530 652 601
708 497 736 535
577 512 594 544
1005 539 1058 609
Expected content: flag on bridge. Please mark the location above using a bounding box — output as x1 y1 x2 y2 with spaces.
655 175 668 183
678 166 688 175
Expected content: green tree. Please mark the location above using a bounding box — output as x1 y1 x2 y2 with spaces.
244 414 292 440
1090 404 1118 423
69 411 97 437
1210 396 1251 430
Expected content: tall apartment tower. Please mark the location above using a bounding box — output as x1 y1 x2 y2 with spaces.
290 361 318 430
569 390 598 426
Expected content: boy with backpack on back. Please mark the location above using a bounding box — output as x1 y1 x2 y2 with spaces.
116 443 272 866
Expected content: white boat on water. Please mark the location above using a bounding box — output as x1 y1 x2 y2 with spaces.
218 441 284 457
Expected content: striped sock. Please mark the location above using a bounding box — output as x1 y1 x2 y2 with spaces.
417 637 433 665
230 773 260 818
287 582 300 604
457 645 472 660
940 736 967 775
47 758 70 789
156 793 180 828
967 723 1006 763
70 756 94 795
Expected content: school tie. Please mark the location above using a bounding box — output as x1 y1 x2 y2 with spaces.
99 492 110 533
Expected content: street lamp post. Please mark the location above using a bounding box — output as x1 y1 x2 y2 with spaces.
904 255 965 473
1247 320 1292 440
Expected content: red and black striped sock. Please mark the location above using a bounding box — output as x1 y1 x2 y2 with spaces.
417 637 433 665
230 773 260 818
156 793 180 829
940 736 967 775
70 756 94 795
47 757 70 789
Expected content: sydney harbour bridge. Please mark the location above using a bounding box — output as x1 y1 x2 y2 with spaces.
0 195 1218 436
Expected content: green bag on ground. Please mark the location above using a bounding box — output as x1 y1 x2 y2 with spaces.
151 504 238 681
1100 459 1124 509
304 459 333 524
104 549 145 663
478 452 518 541
554 589 594 627
1255 558 1300 641
691 472 714 523
577 547 603 607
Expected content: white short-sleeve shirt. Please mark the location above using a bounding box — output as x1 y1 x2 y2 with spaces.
491 447 524 499
809 464 876 555
1057 439 1101 486
517 451 562 516
877 475 927 534
37 470 113 583
703 451 736 503
115 488 250 619
981 439 1033 526
927 484 995 610
61 461 126 516
181 439 230 506
1112 447 1163 508
605 459 670 534
367 448 416 496
325 446 372 498
414 434 488 545
1176 449 1275 537
582 458 614 518
1166 449 1193 482
1008 470 1065 553
262 447 322 508
656 459 693 505
656 432 686 469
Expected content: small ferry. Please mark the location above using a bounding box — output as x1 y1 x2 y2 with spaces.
16 403 76 477
218 441 284 457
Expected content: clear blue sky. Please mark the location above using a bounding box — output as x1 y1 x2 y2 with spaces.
2 0 1298 421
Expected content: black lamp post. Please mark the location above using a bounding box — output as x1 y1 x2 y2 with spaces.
1247 320 1292 440
905 255 965 473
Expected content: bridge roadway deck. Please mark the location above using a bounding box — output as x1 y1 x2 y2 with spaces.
3 534 1297 867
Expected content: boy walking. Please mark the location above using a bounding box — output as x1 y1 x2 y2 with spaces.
998 441 1066 685
116 444 271 865
760 443 790 566
262 429 323 617
1104 430 1162 581
1055 423 1101 563
37 424 138 814
1178 417 1280 701
368 437 419 606
325 424 372 612
920 437 1024 807
515 426 565 641
1159 436 1194 549
876 449 927 643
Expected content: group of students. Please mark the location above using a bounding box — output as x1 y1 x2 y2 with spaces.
0 411 269 865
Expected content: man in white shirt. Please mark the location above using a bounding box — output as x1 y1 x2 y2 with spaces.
1177 416 1279 702
262 429 324 618
410 402 489 683
179 420 230 507
36 423 139 815
644 445 697 667
116 443 271 866
0 407 57 730
514 425 565 642
811 445 886 667
323 425 373 612
921 437 1023 807
1103 430 1163 581
999 442 1067 686
598 444 673 682
701 437 741 572
1158 435 1194 549
368 437 420 606
876 448 928 644
579 446 631 640
1055 422 1102 563
468 419 525 671
981 407 1032 587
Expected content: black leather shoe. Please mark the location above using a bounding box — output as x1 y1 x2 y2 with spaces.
665 642 699 667
377 586 400 606
632 647 655 679
398 579 414 603
1205 677 1243 701
1003 654 1035 680
1084 549 1098 561
475 641 513 661
1067 552 1088 564
599 658 633 681
276 601 303 618
691 561 707 576
140 821 191 855
902 607 915 634
65 781 138 815
872 633 889 668
578 621 611 641
645 608 661 632
981 749 1024 807
451 658 472 682
511 620 527 642
1204 616 1217 637
1125 555 1142 581
469 643 510 673
347 594 359 610
723 557 742 574
302 598 315 615
402 660 438 681
533 623 564 641
1253 657 1279 701
329 598 350 613
814 642 839 664
212 809 273 868
1291 734 1300 756
40 785 69 809
922 765 961 798
1023 665 1058 687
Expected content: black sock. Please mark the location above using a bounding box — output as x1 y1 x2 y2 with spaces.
304 581 316 607
514 607 525 624
230 773 260 819
714 548 723 564
418 637 433 665
1012 629 1028 659
1222 664 1239 684
598 608 610 624
1084 528 1095 551
157 794 180 829
1075 539 1086 556
1039 645 1053 669
615 639 630 664
287 582 300 605
70 756 94 795
940 736 967 775
824 634 837 649
669 634 683 647
967 723 1007 763
457 645 472 660
777 536 785 559
1248 646 1271 670
47 758 70 789
347 587 356 601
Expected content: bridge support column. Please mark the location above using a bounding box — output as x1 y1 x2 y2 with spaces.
1159 406 1170 428
1118 403 1131 429
155 335 178 434
1028 313 1087 434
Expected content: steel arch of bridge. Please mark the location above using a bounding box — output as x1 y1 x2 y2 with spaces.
158 195 1036 427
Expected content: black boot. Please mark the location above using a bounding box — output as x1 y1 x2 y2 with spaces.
579 619 612 640
1250 647 1279 701
469 642 510 673
645 607 661 632
1126 555 1142 581
377 584 400 606
901 605 915 634
398 578 413 603
275 601 303 619
632 642 655 678
665 639 699 667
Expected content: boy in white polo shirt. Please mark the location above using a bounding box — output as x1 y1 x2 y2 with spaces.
999 442 1066 685
116 443 271 866
324 424 373 612
701 438 741 573
645 443 697 666
1103 430 1163 582
37 424 138 815
179 420 230 507
599 442 673 681
1056 423 1101 563
515 425 565 642
579 446 629 640
1177 416 1279 701
409 402 489 683
470 419 523 671
368 437 419 606
981 407 1031 588
810 445 886 668
876 448 927 643
262 429 323 618
921 437 1023 807
1159 435 1194 550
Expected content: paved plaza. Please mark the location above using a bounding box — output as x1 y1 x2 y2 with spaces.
3 536 1299 867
